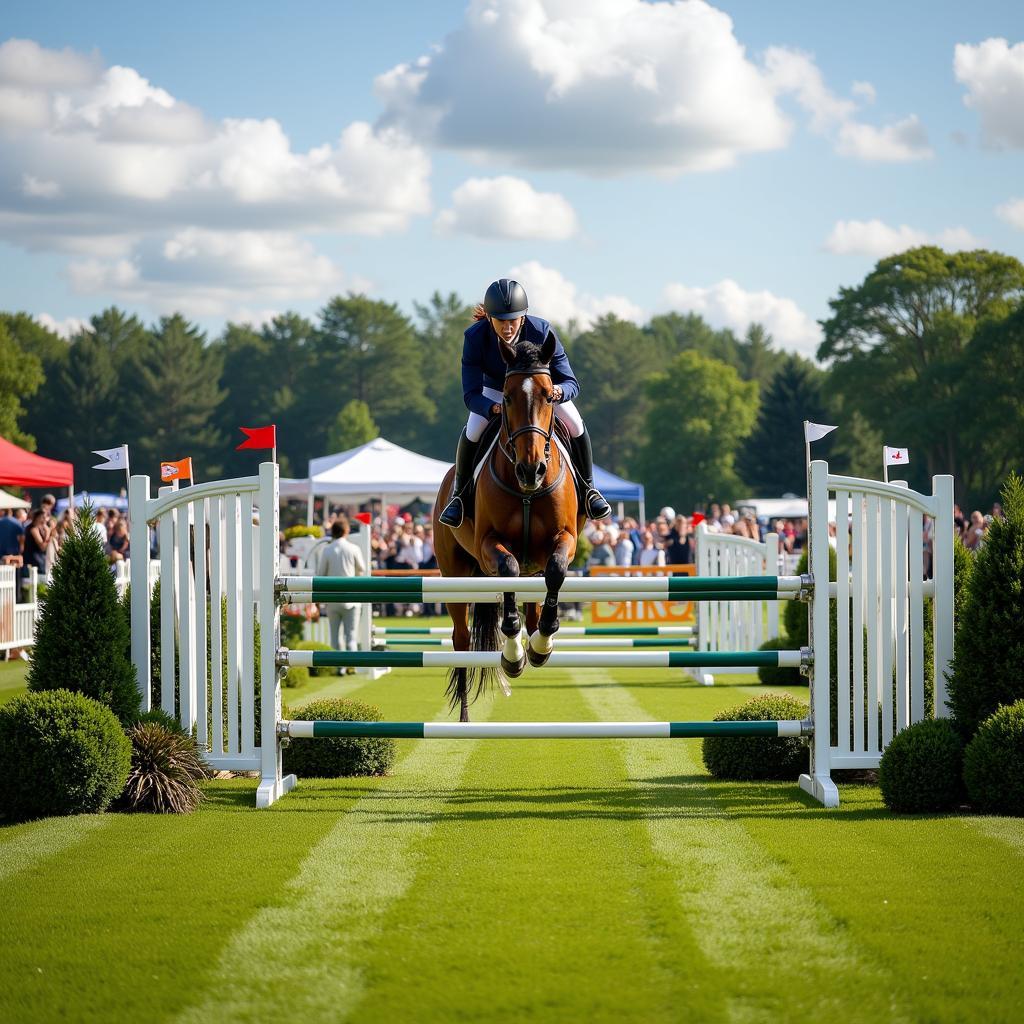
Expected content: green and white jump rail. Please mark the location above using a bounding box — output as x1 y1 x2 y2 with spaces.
279 719 812 739
280 647 809 669
372 625 695 637
280 574 806 604
377 637 695 648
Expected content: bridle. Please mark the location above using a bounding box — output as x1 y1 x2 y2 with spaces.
499 367 555 468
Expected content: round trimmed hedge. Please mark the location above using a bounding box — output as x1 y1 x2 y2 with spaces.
290 640 335 677
756 637 804 687
878 718 964 813
963 700 1024 816
282 698 395 778
0 689 131 821
702 693 809 780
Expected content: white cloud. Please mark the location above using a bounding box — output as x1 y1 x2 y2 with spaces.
836 115 933 162
764 46 931 162
996 198 1024 230
662 279 820 357
35 313 92 339
954 38 1024 148
0 39 431 256
508 260 644 330
22 174 60 198
376 0 792 175
825 219 982 258
435 176 579 240
67 229 347 318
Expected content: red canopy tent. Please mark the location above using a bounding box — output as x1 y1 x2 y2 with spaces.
0 436 74 491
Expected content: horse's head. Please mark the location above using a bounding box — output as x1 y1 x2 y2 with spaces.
498 333 558 492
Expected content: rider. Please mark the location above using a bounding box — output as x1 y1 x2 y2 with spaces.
438 278 613 528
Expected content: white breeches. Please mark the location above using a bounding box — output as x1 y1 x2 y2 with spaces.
466 386 585 442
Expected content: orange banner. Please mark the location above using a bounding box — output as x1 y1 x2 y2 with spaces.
588 564 696 624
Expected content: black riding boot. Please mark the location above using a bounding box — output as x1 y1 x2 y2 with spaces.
438 429 481 528
569 429 612 520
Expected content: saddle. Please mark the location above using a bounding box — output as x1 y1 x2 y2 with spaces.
464 415 580 516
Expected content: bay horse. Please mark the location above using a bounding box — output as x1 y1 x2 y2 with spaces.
432 333 584 721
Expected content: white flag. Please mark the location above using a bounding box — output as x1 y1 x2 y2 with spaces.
884 446 909 467
804 421 838 443
93 444 129 471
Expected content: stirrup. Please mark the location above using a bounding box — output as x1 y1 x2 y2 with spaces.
584 488 612 521
439 494 465 528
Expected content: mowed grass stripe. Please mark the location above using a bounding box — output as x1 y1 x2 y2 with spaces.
337 667 725 1024
964 816 1024 856
582 669 907 1024
172 679 493 1024
0 815 111 883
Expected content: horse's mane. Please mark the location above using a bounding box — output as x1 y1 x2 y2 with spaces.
507 339 549 373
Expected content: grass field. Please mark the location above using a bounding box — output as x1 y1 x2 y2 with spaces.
1 634 1023 1023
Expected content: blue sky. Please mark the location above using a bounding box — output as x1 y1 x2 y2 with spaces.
2 0 1022 357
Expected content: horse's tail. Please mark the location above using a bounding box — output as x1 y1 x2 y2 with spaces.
445 600 504 712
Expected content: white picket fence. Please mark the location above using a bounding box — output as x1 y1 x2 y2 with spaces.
695 525 782 676
0 565 39 655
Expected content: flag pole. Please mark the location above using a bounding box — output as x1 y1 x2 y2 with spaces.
883 447 889 485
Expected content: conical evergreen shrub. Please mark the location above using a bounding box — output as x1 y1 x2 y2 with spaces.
947 474 1024 737
28 507 141 724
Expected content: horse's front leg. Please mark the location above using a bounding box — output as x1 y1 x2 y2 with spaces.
479 534 525 680
528 530 575 667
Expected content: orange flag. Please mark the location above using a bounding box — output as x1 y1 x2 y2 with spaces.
160 458 193 483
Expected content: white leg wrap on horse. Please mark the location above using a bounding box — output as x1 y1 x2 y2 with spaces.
529 630 554 657
503 633 525 664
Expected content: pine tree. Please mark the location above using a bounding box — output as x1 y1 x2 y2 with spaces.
947 473 1024 736
28 507 141 724
128 315 225 476
327 400 379 452
736 354 826 495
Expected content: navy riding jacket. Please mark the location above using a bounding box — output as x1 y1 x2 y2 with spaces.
461 315 580 419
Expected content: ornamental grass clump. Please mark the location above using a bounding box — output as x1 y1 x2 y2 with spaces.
0 689 131 822
878 718 964 814
116 720 210 814
963 700 1024 816
283 697 395 778
702 693 809 781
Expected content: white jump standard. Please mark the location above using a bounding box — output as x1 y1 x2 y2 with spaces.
128 458 954 810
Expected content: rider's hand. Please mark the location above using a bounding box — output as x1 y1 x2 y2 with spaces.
551 385 563 403
491 403 501 416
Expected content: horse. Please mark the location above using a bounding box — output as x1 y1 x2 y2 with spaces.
432 333 585 721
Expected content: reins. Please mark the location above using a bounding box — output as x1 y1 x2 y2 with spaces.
490 364 565 566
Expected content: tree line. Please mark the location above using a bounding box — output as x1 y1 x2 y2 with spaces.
1 246 1021 511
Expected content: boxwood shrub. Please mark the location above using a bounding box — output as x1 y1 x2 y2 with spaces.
756 637 803 687
877 718 964 813
282 698 395 778
702 693 809 780
291 640 336 677
963 700 1024 816
0 689 131 821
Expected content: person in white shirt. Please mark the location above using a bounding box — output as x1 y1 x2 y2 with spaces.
637 530 666 567
317 517 366 668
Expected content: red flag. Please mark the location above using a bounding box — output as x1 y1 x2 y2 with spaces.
691 512 706 527
236 425 276 451
354 512 372 525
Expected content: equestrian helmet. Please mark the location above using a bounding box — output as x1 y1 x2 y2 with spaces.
484 279 528 320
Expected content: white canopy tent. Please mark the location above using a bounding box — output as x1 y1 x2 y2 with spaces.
300 437 453 524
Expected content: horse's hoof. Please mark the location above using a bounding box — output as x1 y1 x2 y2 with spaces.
501 654 526 678
526 647 550 668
